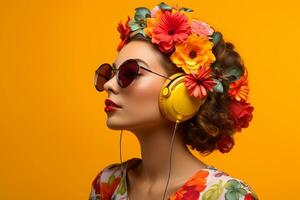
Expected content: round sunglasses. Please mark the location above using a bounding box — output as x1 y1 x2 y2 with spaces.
94 59 172 92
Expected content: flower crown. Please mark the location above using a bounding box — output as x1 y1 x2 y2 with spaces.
116 2 254 153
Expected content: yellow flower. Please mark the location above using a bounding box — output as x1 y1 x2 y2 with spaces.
170 34 216 74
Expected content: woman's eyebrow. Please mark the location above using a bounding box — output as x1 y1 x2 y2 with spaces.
112 58 149 69
135 58 149 68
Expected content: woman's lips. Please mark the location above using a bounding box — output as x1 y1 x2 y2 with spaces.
105 98 121 108
104 106 120 113
104 99 122 113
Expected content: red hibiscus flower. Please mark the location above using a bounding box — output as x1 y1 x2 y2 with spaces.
216 134 235 153
117 16 131 51
229 99 254 132
151 10 191 53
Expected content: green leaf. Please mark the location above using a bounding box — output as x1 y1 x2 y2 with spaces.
130 29 147 38
128 19 140 31
212 32 221 45
211 63 244 83
179 7 194 12
202 179 224 200
134 7 151 21
108 174 115 186
237 188 247 196
137 29 146 37
223 66 244 82
224 179 248 200
158 2 173 11
212 78 224 93
224 179 241 190
211 63 222 71
225 190 240 200
116 178 126 195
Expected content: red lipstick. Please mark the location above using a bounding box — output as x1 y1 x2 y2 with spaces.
104 99 121 113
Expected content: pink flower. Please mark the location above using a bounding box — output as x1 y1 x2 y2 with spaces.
184 66 217 99
191 19 214 37
151 5 160 17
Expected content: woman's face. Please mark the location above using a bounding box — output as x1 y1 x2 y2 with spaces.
103 40 172 132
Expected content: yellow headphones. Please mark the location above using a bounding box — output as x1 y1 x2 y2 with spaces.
159 72 207 123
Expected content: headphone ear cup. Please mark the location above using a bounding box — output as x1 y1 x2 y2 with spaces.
159 73 207 123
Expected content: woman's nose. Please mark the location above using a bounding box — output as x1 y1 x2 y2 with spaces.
103 74 119 94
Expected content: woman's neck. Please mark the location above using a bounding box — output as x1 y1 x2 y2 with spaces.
129 121 208 186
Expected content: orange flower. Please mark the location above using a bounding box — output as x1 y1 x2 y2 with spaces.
170 34 216 74
170 170 208 200
228 68 249 102
144 9 164 38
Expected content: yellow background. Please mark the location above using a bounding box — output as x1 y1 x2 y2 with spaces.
1 0 299 199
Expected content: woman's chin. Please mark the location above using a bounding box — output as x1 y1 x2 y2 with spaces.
106 119 126 130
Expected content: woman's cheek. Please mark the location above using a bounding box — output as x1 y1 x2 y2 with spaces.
125 76 165 117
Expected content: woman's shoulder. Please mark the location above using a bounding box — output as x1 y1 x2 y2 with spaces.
198 166 259 200
93 157 140 180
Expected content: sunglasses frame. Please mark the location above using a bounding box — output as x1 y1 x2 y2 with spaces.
94 59 172 92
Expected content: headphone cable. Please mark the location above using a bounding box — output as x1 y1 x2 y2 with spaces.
120 129 123 164
162 120 179 200
119 120 180 200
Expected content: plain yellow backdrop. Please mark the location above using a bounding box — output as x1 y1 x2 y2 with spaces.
1 0 300 199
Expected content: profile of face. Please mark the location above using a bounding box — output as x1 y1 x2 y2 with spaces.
103 40 173 133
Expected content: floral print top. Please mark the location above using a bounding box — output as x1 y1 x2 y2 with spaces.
88 157 258 200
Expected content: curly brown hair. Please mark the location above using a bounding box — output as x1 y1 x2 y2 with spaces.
128 31 247 156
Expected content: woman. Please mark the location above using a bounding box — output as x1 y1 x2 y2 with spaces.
90 2 258 200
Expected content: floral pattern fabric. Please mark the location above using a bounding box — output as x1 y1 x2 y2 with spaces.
88 157 258 200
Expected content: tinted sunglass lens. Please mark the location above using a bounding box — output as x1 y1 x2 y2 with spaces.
118 60 139 88
94 64 112 91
